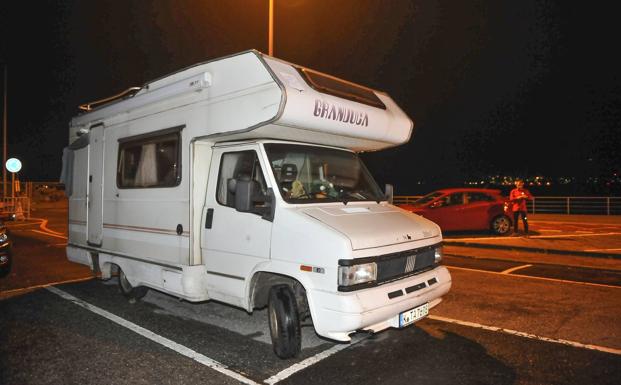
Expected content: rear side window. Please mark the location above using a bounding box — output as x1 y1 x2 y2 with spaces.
117 128 181 188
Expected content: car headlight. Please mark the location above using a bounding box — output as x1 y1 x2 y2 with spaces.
0 233 7 243
434 245 443 264
338 262 377 287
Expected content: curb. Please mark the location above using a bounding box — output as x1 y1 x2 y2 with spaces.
443 241 621 260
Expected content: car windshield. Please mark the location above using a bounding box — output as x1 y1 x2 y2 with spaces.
264 143 384 204
413 191 444 205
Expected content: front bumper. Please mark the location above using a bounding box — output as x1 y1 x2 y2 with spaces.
308 265 451 341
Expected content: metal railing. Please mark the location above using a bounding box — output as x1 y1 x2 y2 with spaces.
527 196 621 215
394 195 621 215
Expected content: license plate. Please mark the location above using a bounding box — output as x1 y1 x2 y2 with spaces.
399 302 429 327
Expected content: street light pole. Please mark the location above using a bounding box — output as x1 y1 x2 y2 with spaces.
2 64 7 198
268 0 274 56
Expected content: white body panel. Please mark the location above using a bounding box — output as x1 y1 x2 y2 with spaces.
65 50 450 342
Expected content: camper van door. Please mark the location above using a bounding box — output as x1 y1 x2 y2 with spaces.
87 124 105 246
201 145 272 304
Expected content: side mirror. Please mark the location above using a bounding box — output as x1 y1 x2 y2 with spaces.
384 184 394 204
235 180 275 222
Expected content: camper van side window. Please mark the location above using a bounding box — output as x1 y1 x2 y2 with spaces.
117 132 180 188
216 151 267 208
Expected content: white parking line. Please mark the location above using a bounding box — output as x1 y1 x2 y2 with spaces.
501 264 532 274
31 229 68 240
36 281 621 385
530 220 621 227
584 248 621 252
449 232 621 242
447 265 621 289
529 232 621 239
46 286 261 385
0 277 93 298
264 336 367 384
428 315 621 356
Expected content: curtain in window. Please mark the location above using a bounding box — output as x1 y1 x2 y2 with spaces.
135 143 158 186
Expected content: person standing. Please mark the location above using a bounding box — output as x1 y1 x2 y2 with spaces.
510 179 533 235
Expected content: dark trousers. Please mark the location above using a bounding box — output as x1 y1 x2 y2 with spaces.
513 211 528 233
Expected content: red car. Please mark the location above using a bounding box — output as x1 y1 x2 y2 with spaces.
398 188 513 235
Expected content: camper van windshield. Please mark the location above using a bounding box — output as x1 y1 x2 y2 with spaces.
264 143 384 204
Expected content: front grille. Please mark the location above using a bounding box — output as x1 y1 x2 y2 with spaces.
376 245 437 284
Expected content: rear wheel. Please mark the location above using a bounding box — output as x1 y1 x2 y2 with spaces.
268 285 301 359
491 215 512 235
118 268 148 300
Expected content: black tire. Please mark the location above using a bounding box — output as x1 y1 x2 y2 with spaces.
118 268 148 300
268 285 301 359
491 215 512 235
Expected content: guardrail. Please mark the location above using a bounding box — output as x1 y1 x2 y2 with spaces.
394 195 621 215
527 196 621 215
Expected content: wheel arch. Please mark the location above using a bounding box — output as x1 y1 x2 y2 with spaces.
246 271 312 320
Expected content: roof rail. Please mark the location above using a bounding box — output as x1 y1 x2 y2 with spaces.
78 87 142 112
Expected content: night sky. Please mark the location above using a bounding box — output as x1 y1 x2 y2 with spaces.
1 0 619 194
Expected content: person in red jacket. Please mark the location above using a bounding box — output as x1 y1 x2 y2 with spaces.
510 179 533 235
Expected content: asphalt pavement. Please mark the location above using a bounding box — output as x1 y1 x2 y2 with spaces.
2 203 621 384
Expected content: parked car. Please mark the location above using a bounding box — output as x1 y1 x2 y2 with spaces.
398 188 513 235
0 221 12 277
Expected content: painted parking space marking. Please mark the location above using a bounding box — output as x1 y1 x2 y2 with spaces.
448 232 621 242
429 315 621 356
501 264 532 274
0 277 93 299
31 229 68 240
447 266 621 289
264 335 367 384
529 220 621 227
46 286 261 385
584 248 621 252
529 232 621 239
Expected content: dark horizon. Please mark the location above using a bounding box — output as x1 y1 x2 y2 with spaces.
1 1 619 193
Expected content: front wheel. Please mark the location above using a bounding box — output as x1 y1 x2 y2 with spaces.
491 215 512 235
118 268 148 300
268 285 301 359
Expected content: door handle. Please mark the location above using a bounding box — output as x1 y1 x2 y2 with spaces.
205 208 214 229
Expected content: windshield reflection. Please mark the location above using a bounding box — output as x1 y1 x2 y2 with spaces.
264 143 384 204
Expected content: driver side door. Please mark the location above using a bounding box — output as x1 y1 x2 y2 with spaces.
201 145 272 307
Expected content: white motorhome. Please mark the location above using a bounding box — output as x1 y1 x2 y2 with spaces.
62 50 451 358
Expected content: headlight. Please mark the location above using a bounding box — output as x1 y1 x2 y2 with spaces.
434 245 443 264
338 262 377 287
0 233 7 243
